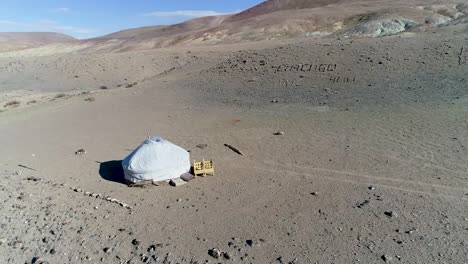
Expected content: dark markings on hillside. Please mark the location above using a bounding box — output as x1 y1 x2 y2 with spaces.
330 76 356 83
272 63 337 73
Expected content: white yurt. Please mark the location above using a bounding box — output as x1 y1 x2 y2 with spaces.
122 137 190 184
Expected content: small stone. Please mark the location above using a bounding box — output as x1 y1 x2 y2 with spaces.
49 248 56 255
132 239 141 246
246 239 255 247
75 149 87 155
26 176 41 181
222 252 231 260
310 192 318 196
196 144 208 149
103 247 112 253
368 186 375 190
140 254 149 262
381 255 393 262
147 245 157 252
208 248 221 258
384 211 398 218
274 131 284 136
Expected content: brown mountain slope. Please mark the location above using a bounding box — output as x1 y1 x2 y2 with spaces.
1 0 467 55
91 0 468 51
226 0 351 22
0 32 76 52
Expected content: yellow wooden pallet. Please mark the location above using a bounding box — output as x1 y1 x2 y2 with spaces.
193 159 215 177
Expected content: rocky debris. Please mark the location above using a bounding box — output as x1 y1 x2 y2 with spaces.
356 200 370 208
346 18 417 38
69 186 132 209
381 254 393 262
274 131 285 135
26 176 41 182
140 254 149 262
368 186 375 190
222 252 231 260
384 211 398 218
208 248 221 258
246 239 255 247
74 149 86 155
271 99 279 103
196 144 208 149
103 247 112 253
131 239 141 246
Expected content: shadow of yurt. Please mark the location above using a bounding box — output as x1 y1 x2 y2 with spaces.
98 160 127 185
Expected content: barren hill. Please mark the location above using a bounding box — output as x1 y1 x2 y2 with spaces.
1 0 468 55
0 32 76 52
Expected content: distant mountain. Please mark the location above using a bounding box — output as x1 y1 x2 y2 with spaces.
84 0 466 52
1 0 467 55
0 32 76 52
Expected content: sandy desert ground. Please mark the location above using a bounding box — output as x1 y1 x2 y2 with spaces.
1 1 468 264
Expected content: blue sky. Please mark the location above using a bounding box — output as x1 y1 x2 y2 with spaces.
0 0 264 39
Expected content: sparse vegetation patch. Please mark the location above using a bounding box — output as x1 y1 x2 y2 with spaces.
4 100 21 108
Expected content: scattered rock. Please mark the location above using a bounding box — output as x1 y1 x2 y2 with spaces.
356 200 370 208
368 186 375 190
246 239 255 247
26 176 41 182
147 245 157 252
49 248 56 255
132 239 141 246
196 144 208 149
381 254 393 262
208 248 221 258
75 149 86 155
274 131 285 135
384 211 398 218
223 252 231 260
103 247 112 253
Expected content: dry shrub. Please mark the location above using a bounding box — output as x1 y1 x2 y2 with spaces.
100 86 108 90
84 97 95 102
55 93 67 98
4 100 20 108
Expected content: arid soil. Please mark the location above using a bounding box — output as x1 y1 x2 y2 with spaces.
1 2 468 264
